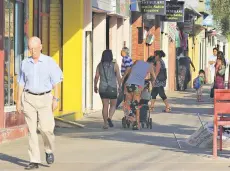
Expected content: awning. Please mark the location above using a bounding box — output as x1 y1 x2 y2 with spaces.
185 4 202 17
216 33 228 43
92 7 112 13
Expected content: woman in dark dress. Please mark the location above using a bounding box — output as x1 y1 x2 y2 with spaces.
94 50 121 129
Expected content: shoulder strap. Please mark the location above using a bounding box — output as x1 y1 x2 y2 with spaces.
102 63 108 84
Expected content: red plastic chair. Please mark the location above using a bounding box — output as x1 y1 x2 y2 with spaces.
213 89 230 158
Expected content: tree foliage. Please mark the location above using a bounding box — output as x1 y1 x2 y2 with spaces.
211 0 230 36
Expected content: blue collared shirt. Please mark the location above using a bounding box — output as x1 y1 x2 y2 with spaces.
18 54 63 93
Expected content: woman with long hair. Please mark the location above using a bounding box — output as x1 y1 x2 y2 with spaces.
94 50 121 129
214 51 226 89
150 50 171 112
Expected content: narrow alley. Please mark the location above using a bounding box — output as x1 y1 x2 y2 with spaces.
1 86 229 171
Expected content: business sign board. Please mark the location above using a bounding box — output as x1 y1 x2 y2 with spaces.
164 1 184 22
141 0 166 15
183 20 193 34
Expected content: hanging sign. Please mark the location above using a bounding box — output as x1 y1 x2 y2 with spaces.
141 0 166 15
164 1 184 22
183 20 193 34
168 23 177 41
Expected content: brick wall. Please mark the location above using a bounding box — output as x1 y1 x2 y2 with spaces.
131 12 144 61
168 41 176 91
131 12 161 61
154 16 161 51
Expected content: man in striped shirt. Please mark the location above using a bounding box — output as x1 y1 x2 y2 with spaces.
116 47 133 108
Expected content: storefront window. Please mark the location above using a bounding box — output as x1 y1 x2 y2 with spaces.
4 0 24 106
15 1 24 75
33 0 39 37
33 0 50 55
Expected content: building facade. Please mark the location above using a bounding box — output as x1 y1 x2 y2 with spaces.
86 0 131 111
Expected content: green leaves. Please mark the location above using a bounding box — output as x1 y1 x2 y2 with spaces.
211 0 230 36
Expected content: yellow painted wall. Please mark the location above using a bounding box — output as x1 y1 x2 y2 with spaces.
63 0 83 119
50 0 62 116
188 36 200 85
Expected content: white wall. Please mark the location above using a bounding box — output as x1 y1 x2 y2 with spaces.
93 13 106 110
123 18 130 49
82 0 93 112
116 18 124 68
109 16 118 60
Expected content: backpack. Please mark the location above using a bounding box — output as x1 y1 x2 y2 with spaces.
193 77 200 89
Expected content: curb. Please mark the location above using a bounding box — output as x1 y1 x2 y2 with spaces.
55 118 85 128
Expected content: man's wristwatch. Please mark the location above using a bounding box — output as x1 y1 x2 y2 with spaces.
53 97 60 102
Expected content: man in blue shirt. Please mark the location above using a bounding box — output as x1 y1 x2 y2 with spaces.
116 47 133 108
16 37 63 170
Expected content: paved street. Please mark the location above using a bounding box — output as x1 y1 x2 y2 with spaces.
1 86 230 171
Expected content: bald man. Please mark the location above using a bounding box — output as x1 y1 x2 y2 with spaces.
17 37 63 170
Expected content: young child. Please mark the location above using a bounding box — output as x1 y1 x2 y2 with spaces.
193 69 205 102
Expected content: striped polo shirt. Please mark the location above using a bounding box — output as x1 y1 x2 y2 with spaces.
121 56 133 76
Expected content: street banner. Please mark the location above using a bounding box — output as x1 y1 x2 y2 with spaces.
164 1 184 22
141 0 166 15
168 23 177 41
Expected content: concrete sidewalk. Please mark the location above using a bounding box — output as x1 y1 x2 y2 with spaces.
1 86 230 171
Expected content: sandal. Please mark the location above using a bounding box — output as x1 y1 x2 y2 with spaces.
162 107 171 113
103 125 108 129
132 121 140 130
150 106 155 112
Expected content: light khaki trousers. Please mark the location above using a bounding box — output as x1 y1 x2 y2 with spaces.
22 92 55 163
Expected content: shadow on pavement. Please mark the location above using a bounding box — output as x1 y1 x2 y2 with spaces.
0 153 29 167
55 127 230 159
0 153 50 168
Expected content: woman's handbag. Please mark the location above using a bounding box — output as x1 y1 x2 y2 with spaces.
102 63 117 97
218 65 226 76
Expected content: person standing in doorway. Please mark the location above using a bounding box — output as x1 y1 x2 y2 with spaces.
16 37 63 170
208 48 218 84
116 47 133 108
